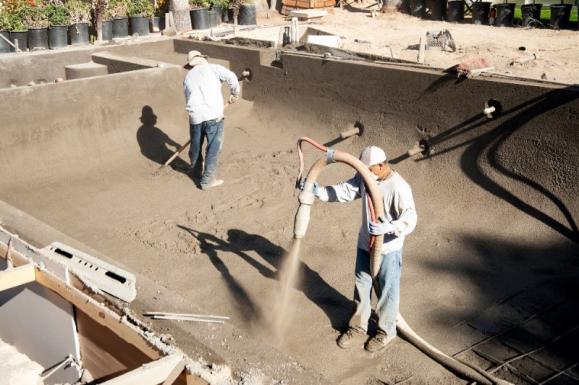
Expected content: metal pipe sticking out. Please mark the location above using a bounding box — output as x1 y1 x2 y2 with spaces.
240 69 252 81
484 105 496 118
340 121 365 139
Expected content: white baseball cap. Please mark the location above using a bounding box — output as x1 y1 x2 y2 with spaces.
186 50 208 67
359 146 387 167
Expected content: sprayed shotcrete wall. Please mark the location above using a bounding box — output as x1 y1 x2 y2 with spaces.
176 39 578 241
0 53 187 188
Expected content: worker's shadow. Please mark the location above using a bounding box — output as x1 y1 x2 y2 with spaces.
178 225 352 330
136 106 203 183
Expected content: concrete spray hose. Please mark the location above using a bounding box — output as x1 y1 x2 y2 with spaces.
292 137 513 385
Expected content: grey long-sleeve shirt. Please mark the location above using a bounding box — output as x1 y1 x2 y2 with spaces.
318 171 417 253
183 63 240 125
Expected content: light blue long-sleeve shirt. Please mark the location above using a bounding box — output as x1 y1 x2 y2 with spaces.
183 63 240 125
318 171 417 253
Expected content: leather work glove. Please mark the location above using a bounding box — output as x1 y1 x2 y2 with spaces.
229 94 239 104
368 220 396 236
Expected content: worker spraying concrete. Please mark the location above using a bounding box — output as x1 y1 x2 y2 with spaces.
306 145 416 352
285 137 513 385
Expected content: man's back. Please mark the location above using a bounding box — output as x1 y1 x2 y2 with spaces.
183 64 227 124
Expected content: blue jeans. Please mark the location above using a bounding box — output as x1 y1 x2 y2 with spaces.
189 119 224 187
349 248 402 337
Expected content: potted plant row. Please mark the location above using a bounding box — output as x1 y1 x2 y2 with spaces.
99 0 154 39
0 0 93 53
227 0 256 26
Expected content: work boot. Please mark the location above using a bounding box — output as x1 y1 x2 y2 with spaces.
364 331 395 353
337 327 366 349
201 179 224 190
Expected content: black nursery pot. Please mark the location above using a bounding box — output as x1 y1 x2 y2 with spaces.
190 8 210 29
238 4 256 25
0 31 10 53
28 27 49 50
49 25 68 49
10 31 28 52
521 3 542 26
101 19 113 40
431 0 448 20
447 0 464 22
494 3 515 27
471 1 491 25
550 3 572 29
130 15 150 36
409 0 426 18
112 17 129 38
69 22 89 45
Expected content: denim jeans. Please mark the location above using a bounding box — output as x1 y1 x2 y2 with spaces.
349 248 402 337
189 119 224 187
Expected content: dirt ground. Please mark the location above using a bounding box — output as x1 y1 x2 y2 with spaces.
256 5 579 85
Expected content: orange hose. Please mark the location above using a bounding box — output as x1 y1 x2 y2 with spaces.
296 137 378 251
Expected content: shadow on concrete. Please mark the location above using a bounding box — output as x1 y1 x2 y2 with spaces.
177 225 264 324
422 234 579 383
460 88 579 243
136 105 203 184
392 88 579 243
177 226 353 330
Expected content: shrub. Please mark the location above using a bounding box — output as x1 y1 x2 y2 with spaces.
126 0 153 17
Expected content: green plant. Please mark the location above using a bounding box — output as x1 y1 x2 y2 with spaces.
126 0 153 16
210 0 229 9
66 0 91 23
1 0 31 30
45 2 71 25
24 3 49 28
0 11 14 30
189 0 209 9
8 12 28 30
107 0 128 18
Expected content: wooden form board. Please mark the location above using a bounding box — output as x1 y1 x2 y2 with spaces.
99 354 185 385
0 264 35 291
282 0 335 9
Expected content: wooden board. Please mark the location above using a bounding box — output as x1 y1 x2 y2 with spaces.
0 264 35 291
75 309 152 381
281 0 335 9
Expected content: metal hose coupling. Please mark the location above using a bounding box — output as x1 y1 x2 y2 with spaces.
294 183 316 239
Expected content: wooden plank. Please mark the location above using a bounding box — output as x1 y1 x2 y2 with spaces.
75 309 152 380
99 354 184 385
161 360 186 385
0 264 35 291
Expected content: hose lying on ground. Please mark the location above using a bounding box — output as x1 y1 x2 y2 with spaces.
292 137 513 385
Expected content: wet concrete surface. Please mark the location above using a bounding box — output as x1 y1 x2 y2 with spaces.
0 38 578 384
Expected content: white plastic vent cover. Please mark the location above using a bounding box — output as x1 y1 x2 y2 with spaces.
41 242 136 303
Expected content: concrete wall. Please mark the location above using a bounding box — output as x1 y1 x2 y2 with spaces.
0 39 175 88
1 38 577 244
0 61 187 187
176 39 579 245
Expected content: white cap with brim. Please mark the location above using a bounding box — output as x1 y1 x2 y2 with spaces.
360 146 387 167
186 50 208 67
